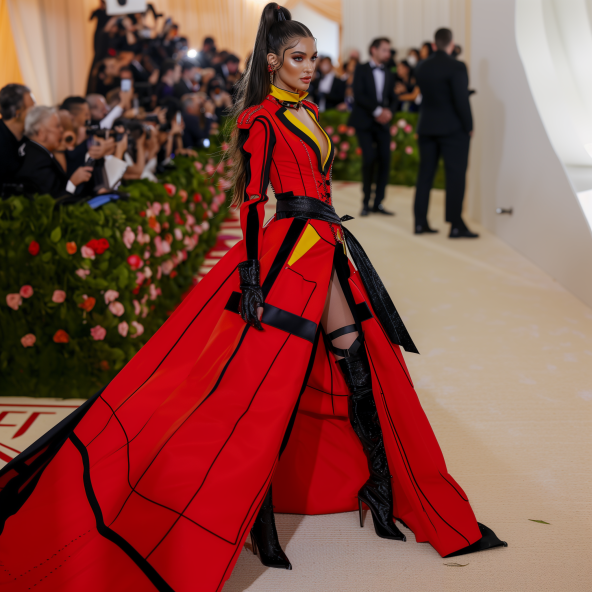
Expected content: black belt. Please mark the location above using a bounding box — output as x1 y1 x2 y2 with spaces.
275 196 418 354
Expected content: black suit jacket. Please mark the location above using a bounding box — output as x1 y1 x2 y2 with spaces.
415 51 473 135
174 79 195 100
0 120 24 186
14 139 69 198
310 75 346 111
182 112 213 149
348 63 398 130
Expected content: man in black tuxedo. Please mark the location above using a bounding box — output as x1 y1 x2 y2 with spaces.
414 28 477 238
310 57 346 112
349 38 398 216
14 106 92 199
174 61 199 100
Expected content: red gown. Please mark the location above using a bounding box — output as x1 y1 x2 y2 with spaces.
0 87 484 592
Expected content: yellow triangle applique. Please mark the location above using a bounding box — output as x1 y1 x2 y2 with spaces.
288 224 321 266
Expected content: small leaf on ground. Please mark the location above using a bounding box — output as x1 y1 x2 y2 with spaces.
444 562 469 567
528 519 550 524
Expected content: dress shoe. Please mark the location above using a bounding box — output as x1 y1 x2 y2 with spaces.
414 224 439 234
449 226 479 239
372 204 395 216
360 207 370 217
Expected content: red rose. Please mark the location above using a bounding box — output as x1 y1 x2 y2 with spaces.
28 241 40 256
170 270 178 278
193 193 203 203
99 360 110 371
53 329 70 344
78 296 96 312
148 216 158 229
174 212 185 225
127 254 143 270
96 238 109 254
131 286 140 295
139 211 146 217
355 147 363 155
163 183 176 196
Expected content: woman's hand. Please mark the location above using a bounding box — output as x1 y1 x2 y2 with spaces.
238 260 264 331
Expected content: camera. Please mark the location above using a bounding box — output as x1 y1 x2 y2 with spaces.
85 122 109 140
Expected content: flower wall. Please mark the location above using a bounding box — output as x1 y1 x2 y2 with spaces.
319 111 446 189
0 156 230 399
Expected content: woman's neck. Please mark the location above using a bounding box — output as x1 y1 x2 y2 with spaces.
273 79 299 94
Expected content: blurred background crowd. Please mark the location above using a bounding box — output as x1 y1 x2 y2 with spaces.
0 0 464 204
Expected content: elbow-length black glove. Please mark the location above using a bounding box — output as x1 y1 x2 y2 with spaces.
238 259 264 331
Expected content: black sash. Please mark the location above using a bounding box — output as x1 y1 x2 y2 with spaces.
276 196 419 354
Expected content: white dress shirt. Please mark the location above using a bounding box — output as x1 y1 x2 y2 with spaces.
369 59 386 118
317 72 335 112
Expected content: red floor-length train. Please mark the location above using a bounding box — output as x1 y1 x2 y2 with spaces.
0 87 483 592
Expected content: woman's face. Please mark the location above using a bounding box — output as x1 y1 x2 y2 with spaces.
268 36 317 93
420 44 430 59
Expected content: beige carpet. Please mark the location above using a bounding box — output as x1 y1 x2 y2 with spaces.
223 183 592 592
2 183 591 591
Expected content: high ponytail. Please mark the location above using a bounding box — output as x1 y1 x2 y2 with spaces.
226 3 313 206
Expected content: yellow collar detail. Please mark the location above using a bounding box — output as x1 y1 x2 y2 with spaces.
270 84 308 103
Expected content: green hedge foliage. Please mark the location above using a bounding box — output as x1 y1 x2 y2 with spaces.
0 156 230 398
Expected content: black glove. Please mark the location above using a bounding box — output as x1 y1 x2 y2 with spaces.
238 259 264 331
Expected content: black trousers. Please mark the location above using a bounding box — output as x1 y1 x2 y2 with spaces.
356 123 391 209
414 130 470 226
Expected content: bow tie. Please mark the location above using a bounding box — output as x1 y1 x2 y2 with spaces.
371 64 385 71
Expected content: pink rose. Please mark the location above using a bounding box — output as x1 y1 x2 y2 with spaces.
216 162 224 174
201 221 210 232
20 285 34 298
81 245 95 259
153 236 171 257
52 290 66 303
118 321 129 337
340 141 350 151
174 228 183 241
104 290 119 304
346 127 355 136
205 164 215 176
75 269 90 279
163 183 176 196
390 125 397 135
163 202 172 215
21 333 36 347
109 301 125 317
405 146 413 155
131 321 144 337
90 325 107 341
136 272 146 285
144 250 151 260
325 126 334 135
149 284 158 300
133 299 141 315
397 119 407 128
161 260 174 275
6 294 22 310
331 135 340 143
338 151 347 160
194 161 203 171
143 266 153 278
157 266 162 280
152 202 162 216
122 226 135 249
404 124 413 133
211 202 220 213
390 141 397 151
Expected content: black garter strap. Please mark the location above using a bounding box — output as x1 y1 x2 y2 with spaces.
276 196 419 354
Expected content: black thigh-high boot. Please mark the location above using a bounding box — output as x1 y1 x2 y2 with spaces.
250 485 292 569
336 347 406 542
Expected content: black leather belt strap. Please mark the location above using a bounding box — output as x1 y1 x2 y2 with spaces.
274 196 419 354
225 292 317 343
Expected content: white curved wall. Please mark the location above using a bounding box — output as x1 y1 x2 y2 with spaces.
467 0 592 308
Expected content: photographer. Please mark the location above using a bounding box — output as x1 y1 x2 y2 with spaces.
14 107 93 198
206 78 232 121
155 59 181 102
181 93 214 149
0 84 36 186
174 61 199 99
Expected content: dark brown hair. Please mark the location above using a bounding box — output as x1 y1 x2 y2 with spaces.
226 3 313 206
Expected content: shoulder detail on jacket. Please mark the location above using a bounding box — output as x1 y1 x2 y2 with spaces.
236 105 272 129
302 99 319 117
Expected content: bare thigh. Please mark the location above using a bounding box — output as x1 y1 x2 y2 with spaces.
321 269 358 360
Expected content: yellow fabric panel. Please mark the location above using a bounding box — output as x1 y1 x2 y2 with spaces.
269 84 309 102
283 108 332 169
288 223 321 266
0 0 23 87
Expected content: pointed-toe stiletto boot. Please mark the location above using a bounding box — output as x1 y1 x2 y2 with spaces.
250 485 292 570
337 349 406 542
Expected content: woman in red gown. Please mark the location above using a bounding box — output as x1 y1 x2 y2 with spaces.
0 4 506 591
